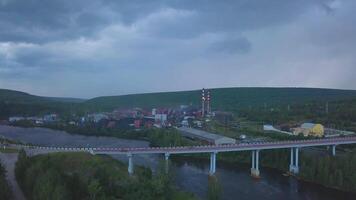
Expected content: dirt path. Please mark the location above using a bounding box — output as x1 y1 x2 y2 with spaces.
0 153 26 200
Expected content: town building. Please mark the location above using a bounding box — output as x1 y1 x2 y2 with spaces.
43 114 58 123
178 127 236 145
88 113 108 123
9 116 25 122
324 128 355 137
292 123 324 137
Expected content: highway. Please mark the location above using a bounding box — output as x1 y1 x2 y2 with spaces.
9 136 356 155
4 136 356 176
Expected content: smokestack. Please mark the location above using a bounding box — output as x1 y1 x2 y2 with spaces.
202 88 205 117
207 90 211 114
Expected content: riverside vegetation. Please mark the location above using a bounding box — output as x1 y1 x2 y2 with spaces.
0 162 12 200
15 150 196 200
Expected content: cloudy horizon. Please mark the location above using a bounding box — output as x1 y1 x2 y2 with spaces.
1 0 356 98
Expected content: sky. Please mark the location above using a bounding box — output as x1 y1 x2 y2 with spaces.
0 0 356 98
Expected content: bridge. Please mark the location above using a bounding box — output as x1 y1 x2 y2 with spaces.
7 136 356 177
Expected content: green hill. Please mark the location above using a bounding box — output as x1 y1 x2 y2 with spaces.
84 87 356 112
0 89 82 119
2 87 356 121
0 89 85 104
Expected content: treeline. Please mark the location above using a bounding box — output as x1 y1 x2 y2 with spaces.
300 152 356 191
15 150 196 200
0 163 12 200
0 102 79 120
238 99 356 131
12 122 197 147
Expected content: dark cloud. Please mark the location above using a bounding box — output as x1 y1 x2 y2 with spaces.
0 0 333 43
0 0 111 43
1 0 356 97
119 0 334 39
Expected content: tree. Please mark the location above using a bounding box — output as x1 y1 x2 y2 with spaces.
0 163 12 200
88 179 102 200
15 149 29 182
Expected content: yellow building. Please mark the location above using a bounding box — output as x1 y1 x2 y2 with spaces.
292 123 324 137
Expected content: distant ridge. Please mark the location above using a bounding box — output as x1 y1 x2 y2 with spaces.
84 87 356 111
0 89 85 104
1 87 356 114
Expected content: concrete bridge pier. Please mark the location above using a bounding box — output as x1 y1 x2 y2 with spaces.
128 153 133 175
209 152 217 175
331 145 336 156
89 148 95 155
164 153 170 173
289 147 299 174
251 150 260 178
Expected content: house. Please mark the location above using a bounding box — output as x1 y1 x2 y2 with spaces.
107 121 117 128
154 113 167 125
88 113 108 123
9 117 25 123
181 119 189 127
134 119 141 129
292 123 324 137
43 114 58 123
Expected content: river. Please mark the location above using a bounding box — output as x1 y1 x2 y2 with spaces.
0 125 354 200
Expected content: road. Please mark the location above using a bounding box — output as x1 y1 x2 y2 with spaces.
0 148 63 200
0 153 26 200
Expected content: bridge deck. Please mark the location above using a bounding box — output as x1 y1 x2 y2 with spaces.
10 136 356 155
93 136 356 154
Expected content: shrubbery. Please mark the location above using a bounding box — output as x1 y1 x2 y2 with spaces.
300 151 356 191
15 151 196 200
0 162 12 200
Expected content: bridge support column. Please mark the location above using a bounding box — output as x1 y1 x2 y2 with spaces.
289 148 299 174
251 150 260 178
331 145 336 156
89 148 95 155
209 152 217 175
128 153 133 175
164 153 170 174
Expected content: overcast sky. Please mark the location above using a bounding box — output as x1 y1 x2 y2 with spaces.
0 0 355 98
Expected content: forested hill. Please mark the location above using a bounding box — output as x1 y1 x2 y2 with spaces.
84 87 356 112
0 89 83 119
2 87 356 118
0 89 85 104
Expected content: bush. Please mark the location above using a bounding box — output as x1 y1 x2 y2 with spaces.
0 162 12 200
15 152 196 200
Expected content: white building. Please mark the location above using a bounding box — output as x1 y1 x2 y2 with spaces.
43 114 58 122
178 127 236 145
9 117 25 122
88 113 108 123
154 113 167 124
152 108 157 116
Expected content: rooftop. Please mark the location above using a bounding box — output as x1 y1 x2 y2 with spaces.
178 127 233 141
